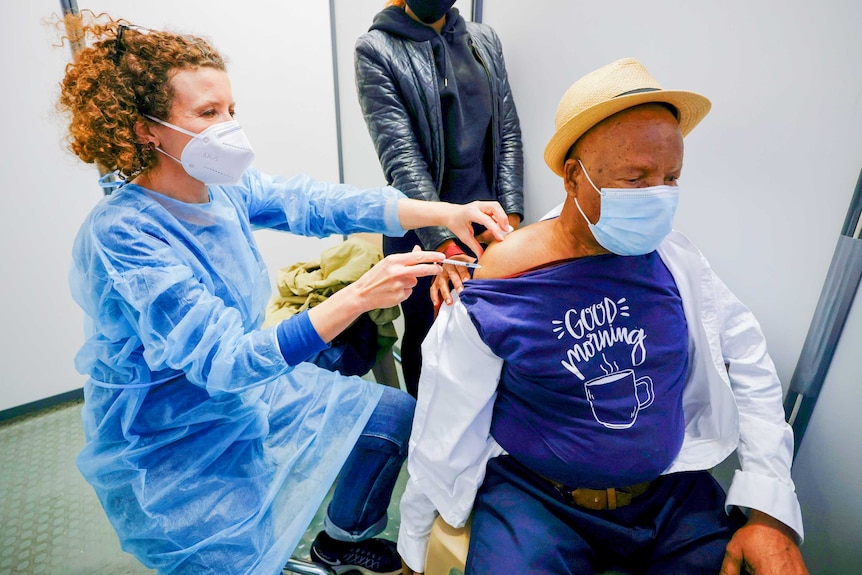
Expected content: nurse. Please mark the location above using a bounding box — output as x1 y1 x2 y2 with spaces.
57 13 509 575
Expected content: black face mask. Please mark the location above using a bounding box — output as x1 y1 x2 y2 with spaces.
406 0 457 24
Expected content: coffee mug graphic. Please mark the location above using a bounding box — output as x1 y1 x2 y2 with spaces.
584 369 654 429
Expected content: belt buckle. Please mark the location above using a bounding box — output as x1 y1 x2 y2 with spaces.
550 483 576 506
548 480 602 509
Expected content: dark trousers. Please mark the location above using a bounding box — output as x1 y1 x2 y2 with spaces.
466 456 747 575
397 274 435 397
384 232 436 398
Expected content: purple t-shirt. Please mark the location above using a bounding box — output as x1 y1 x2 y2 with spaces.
460 252 688 488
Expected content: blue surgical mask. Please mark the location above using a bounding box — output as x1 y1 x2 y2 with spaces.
575 159 679 256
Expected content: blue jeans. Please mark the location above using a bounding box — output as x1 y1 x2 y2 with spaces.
323 385 415 541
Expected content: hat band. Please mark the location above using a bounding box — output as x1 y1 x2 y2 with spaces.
615 87 660 98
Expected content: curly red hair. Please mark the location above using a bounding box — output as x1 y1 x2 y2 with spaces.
56 11 226 179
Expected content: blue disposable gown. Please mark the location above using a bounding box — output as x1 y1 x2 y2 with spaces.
70 168 407 575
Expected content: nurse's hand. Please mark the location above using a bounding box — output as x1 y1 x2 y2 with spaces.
308 246 443 344
397 199 511 259
351 246 444 310
476 212 521 245
441 201 512 257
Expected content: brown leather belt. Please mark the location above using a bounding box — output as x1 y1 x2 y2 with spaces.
543 476 653 511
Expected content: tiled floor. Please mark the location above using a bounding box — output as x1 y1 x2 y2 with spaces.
0 400 150 574
0 393 407 575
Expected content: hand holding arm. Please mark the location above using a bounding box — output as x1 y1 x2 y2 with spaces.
475 212 521 245
397 199 511 257
430 213 519 310
719 510 808 575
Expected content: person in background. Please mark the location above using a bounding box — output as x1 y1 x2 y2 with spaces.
355 0 524 397
56 12 509 575
399 58 809 575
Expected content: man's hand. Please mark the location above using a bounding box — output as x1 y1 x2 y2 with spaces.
401 559 422 575
720 510 808 575
430 252 475 313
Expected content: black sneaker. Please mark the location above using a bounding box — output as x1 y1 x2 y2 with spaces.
309 531 402 575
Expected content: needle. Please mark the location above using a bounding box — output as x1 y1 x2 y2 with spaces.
440 258 482 269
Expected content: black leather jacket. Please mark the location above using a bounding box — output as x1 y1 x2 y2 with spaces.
355 20 524 251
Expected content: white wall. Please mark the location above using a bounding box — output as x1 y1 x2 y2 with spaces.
333 0 390 190
791 285 862 572
1 1 341 411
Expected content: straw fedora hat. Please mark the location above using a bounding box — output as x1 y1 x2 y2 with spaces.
544 58 712 177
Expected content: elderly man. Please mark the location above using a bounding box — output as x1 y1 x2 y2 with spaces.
398 58 808 575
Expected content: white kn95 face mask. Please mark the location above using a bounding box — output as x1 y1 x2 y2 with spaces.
146 115 255 185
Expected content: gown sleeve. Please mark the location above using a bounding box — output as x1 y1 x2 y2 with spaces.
240 169 406 238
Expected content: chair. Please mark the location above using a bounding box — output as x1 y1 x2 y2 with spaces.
424 516 471 575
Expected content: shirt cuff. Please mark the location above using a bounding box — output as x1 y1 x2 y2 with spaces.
397 479 438 572
275 310 328 366
725 468 805 542
397 529 430 574
383 186 408 236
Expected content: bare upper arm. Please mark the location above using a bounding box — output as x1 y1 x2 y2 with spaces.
475 225 547 279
